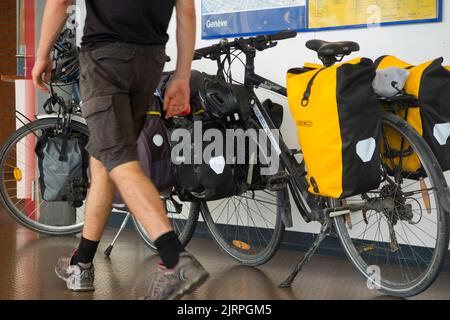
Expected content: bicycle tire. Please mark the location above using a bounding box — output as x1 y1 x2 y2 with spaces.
333 112 449 297
0 117 88 235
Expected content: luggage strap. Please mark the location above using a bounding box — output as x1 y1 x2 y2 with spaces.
301 68 326 107
58 134 69 162
193 108 206 116
147 111 162 117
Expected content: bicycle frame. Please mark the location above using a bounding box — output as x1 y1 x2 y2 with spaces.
235 46 320 223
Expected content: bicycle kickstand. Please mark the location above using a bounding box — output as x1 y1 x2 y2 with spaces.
104 212 132 258
279 219 331 288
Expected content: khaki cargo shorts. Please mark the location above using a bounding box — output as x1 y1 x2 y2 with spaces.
79 42 166 171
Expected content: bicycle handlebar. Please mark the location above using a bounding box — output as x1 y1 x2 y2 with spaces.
269 29 298 41
194 29 297 61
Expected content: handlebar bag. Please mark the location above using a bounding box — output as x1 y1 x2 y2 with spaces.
171 121 242 202
287 57 381 199
113 101 174 206
375 56 450 175
35 130 89 208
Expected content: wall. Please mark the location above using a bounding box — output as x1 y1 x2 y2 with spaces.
0 0 17 145
164 1 450 235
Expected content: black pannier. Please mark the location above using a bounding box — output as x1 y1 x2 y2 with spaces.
170 120 244 202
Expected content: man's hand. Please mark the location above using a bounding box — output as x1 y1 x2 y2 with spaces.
164 77 191 119
32 56 52 92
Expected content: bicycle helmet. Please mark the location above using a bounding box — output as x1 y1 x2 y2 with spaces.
157 70 204 101
52 31 80 84
199 75 251 122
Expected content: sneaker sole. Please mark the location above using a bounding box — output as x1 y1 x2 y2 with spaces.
168 271 210 300
54 266 95 292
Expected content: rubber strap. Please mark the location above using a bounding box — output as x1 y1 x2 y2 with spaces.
59 134 69 162
301 68 326 107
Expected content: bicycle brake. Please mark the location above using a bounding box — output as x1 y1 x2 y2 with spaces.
266 172 289 191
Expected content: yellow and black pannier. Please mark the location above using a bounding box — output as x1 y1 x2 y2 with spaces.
287 58 381 199
376 56 450 174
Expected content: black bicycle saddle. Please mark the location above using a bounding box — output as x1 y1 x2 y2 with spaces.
306 39 360 58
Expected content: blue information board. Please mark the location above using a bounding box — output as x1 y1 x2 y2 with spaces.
202 1 307 39
201 0 442 40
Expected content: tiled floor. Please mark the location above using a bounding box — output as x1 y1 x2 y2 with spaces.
0 209 449 300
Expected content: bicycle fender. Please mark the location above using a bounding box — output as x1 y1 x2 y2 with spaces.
36 114 87 125
438 180 450 213
280 190 293 228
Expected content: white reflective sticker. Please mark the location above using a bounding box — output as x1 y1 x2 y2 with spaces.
356 138 376 163
433 123 450 146
152 134 164 147
209 156 226 175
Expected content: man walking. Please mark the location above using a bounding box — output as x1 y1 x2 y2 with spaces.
32 0 208 300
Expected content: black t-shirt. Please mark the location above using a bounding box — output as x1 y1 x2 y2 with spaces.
81 0 176 50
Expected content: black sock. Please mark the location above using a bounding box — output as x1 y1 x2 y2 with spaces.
154 231 185 269
71 236 100 265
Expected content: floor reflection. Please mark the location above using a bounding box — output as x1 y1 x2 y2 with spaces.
0 209 449 300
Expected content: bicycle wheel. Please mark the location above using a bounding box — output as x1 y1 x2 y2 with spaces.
199 136 288 266
0 117 89 235
132 196 200 252
199 115 288 266
333 112 449 297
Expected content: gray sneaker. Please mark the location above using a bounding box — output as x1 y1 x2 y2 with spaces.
146 252 209 300
55 255 95 292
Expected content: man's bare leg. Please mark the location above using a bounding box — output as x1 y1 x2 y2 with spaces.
109 161 172 241
70 157 115 265
83 157 116 241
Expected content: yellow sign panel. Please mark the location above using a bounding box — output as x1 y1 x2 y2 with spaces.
309 0 439 29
